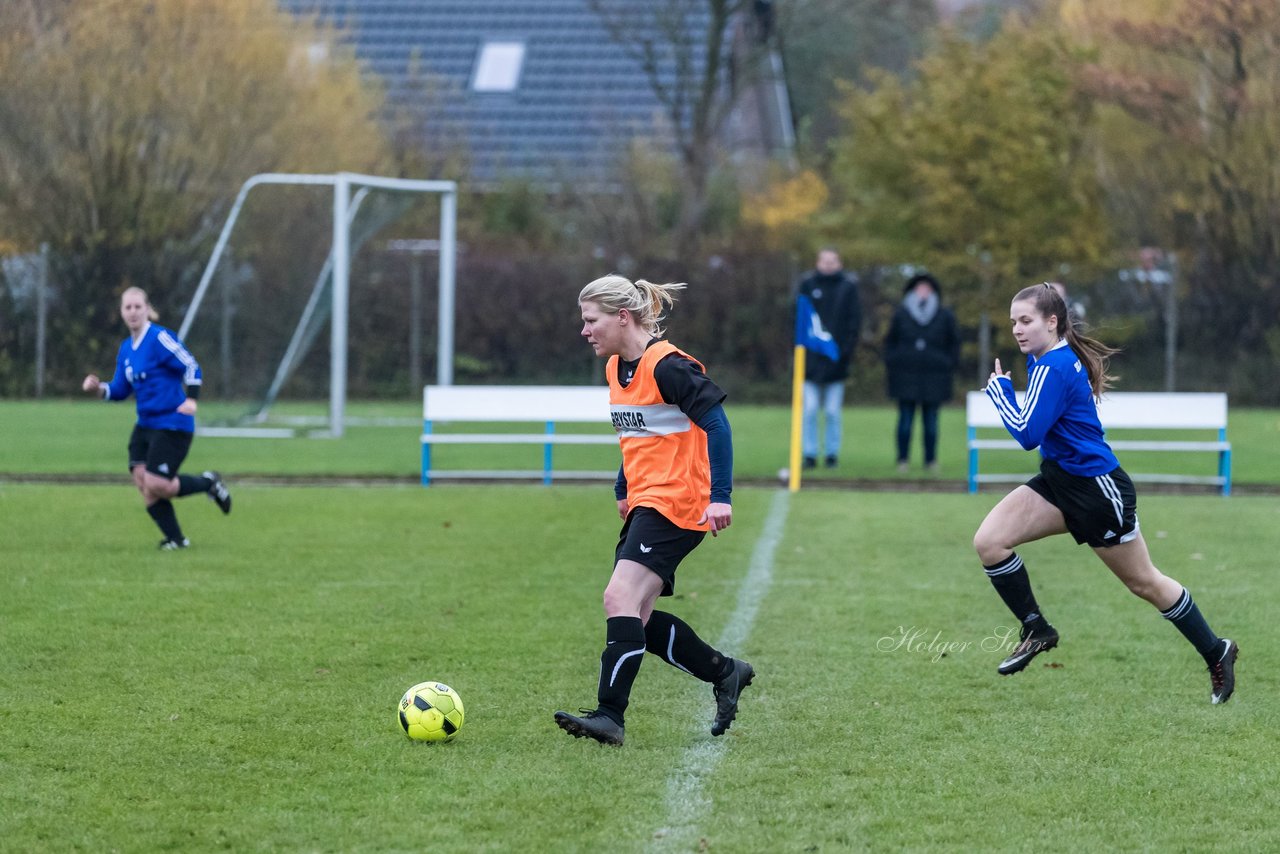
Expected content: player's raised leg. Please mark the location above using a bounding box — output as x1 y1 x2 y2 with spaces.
974 485 1068 674
1093 532 1238 704
174 470 232 514
643 610 753 736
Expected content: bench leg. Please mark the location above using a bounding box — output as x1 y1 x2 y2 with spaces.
967 428 978 494
421 421 432 487
544 422 555 486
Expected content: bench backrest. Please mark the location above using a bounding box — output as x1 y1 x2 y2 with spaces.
424 385 611 422
966 391 1228 430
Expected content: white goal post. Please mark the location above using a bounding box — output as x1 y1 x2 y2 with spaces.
179 172 458 438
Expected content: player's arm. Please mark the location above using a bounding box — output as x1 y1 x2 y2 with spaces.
695 405 732 505
158 329 202 414
177 380 199 415
694 404 733 535
615 465 628 519
985 363 1066 450
654 354 733 534
84 347 132 401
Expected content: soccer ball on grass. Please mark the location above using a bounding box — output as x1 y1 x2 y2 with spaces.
398 681 465 742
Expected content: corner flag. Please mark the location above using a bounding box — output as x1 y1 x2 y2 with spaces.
795 294 841 362
788 295 839 492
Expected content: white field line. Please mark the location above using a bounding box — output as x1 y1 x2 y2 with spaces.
647 489 790 852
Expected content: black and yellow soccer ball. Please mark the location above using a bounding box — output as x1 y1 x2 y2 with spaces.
398 681 465 742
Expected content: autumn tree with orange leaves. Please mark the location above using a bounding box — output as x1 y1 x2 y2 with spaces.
0 0 389 391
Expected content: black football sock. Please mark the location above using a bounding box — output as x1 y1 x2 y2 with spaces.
645 610 733 683
596 616 646 725
1160 587 1221 658
984 553 1049 631
146 500 185 542
176 474 212 497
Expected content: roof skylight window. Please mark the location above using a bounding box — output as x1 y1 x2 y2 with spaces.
471 41 525 92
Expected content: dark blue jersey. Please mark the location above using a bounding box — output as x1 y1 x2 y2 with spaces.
984 340 1119 476
103 323 202 433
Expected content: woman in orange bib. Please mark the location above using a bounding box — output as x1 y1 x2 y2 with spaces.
554 274 753 746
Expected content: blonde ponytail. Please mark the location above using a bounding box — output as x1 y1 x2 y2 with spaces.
579 274 686 336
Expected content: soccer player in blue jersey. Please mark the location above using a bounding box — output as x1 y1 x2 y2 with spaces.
973 283 1237 703
82 286 232 550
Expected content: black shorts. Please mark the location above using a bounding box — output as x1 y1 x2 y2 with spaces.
1026 458 1139 548
615 506 706 597
128 426 193 479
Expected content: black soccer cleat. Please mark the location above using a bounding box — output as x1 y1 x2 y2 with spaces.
710 659 754 736
997 624 1060 675
158 537 190 551
554 709 624 746
204 471 232 515
1208 639 1238 705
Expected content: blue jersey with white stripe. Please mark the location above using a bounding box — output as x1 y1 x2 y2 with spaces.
104 323 202 432
984 340 1118 476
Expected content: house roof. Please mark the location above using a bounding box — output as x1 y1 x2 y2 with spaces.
279 0 788 185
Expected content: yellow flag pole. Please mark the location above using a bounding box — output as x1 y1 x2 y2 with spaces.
788 345 805 492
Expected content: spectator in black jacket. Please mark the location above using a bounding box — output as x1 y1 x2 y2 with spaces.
796 248 862 469
884 273 959 473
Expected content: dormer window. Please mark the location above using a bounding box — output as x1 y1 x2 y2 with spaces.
471 41 526 92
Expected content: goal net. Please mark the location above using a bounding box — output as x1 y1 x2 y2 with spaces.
178 173 457 437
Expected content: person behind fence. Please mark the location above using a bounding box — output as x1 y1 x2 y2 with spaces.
1047 280 1086 323
82 285 232 550
554 274 753 746
884 273 959 473
973 282 1237 704
795 248 862 470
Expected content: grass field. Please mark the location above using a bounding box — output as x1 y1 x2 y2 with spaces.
3 399 1280 486
2 482 1277 851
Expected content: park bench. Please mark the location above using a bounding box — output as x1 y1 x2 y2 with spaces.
420 385 618 486
965 390 1232 496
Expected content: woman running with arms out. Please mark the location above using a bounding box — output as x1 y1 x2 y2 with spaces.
974 283 1237 703
82 286 232 550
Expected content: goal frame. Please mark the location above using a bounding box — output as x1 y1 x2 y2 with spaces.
179 172 458 437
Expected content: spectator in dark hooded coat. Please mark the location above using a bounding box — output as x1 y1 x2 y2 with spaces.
884 273 959 472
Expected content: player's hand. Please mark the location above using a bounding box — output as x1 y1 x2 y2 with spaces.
177 397 197 416
987 358 1011 387
616 498 629 520
82 374 100 393
700 502 732 537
